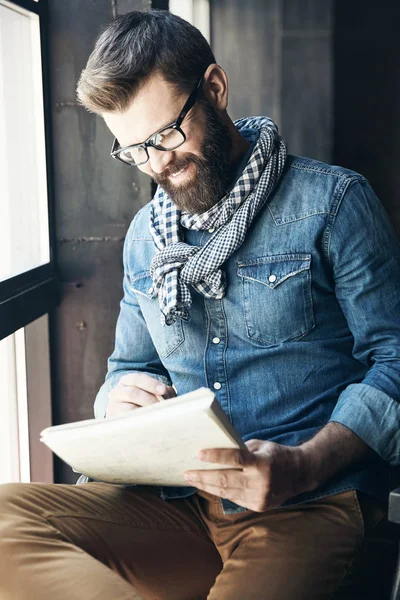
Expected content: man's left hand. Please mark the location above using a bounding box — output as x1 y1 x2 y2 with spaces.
184 440 314 512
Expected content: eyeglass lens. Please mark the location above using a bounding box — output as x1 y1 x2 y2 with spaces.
118 127 185 165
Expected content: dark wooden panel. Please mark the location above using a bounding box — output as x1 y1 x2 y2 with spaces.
48 1 148 240
210 0 333 159
335 0 400 38
51 239 125 483
50 106 148 239
281 34 332 161
54 240 125 423
210 0 280 122
283 0 332 31
117 0 154 15
334 1 400 233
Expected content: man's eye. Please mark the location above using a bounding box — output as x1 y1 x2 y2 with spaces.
152 133 163 145
161 129 175 139
122 147 140 159
152 129 175 146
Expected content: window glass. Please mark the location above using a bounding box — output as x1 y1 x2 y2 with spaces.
0 328 30 483
0 1 50 282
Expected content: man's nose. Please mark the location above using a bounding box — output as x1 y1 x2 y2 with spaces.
147 147 173 174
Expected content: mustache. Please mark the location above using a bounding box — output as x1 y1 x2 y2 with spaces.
153 154 201 184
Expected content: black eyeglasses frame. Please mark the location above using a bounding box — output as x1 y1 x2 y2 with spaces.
110 75 204 167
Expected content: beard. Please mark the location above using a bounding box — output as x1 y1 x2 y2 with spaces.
152 99 233 214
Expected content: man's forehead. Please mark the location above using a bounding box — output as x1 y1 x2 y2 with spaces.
103 73 183 147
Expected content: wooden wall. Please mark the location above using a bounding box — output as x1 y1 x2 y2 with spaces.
211 0 333 162
334 0 400 234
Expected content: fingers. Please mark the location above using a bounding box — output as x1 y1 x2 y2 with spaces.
106 374 176 418
120 373 168 396
185 469 249 490
184 468 269 512
106 400 141 418
198 447 253 468
120 373 176 399
109 386 159 407
185 442 274 512
106 388 158 418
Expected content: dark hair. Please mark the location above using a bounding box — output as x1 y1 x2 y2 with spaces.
76 10 216 114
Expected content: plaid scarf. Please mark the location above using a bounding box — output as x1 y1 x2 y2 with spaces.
149 116 287 325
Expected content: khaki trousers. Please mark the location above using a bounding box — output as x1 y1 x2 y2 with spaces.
0 481 384 600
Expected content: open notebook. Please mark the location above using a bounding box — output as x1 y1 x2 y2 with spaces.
40 388 245 486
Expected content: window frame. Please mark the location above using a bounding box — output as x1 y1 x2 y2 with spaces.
0 0 59 341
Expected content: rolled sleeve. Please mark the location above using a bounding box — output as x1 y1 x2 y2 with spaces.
328 179 400 464
330 383 400 464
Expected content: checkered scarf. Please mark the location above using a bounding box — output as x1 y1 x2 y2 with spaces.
149 116 287 325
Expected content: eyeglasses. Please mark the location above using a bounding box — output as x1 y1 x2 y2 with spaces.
110 76 204 167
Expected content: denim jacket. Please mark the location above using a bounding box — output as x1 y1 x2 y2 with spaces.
94 154 400 512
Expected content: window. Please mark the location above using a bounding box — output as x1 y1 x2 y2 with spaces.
169 0 210 42
0 0 58 341
0 316 53 484
0 0 56 483
0 0 50 282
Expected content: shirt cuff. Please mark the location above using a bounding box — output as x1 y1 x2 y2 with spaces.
329 383 400 465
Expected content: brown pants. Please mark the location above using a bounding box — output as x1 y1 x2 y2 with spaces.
0 482 384 600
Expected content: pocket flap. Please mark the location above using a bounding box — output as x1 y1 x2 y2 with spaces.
131 272 157 299
237 254 311 289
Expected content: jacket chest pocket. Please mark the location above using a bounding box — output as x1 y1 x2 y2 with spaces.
237 254 314 347
131 272 184 358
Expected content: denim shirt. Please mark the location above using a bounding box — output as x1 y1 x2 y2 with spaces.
94 154 400 512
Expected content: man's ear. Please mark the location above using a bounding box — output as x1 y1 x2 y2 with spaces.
202 63 228 111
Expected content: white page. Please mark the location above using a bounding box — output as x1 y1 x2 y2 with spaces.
41 389 245 485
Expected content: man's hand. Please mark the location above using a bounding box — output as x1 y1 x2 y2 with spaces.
184 440 311 512
184 422 372 512
106 373 176 418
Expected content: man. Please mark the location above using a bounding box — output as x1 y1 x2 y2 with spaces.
0 9 399 600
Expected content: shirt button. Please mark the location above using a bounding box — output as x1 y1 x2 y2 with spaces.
268 274 277 283
148 286 154 294
208 228 215 233
212 337 221 344
213 382 222 390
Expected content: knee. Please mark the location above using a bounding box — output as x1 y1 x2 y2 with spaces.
0 484 39 583
0 483 47 562
0 482 41 519
0 482 26 507
0 484 27 556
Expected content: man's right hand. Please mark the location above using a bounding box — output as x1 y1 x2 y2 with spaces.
106 373 176 418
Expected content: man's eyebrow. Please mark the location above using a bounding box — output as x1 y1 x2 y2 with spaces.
125 91 189 147
126 113 179 147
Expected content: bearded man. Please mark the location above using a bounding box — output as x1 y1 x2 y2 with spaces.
0 10 399 600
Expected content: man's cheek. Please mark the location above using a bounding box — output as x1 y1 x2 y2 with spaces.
138 164 152 176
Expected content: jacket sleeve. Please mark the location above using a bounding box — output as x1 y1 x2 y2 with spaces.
328 179 400 465
94 217 171 419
